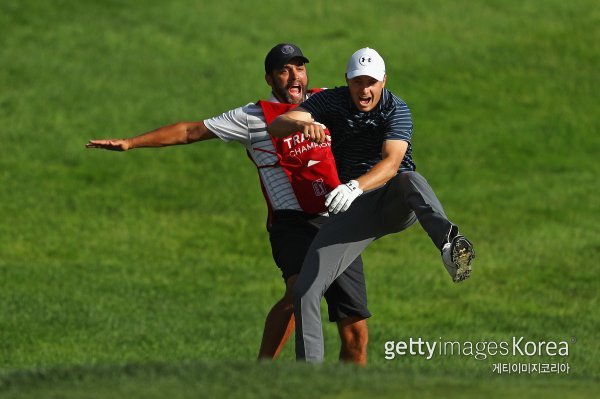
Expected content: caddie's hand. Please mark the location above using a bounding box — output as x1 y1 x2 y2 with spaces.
325 180 363 214
302 122 330 144
86 139 130 151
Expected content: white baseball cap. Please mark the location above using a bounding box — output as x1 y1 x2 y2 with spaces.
345 47 386 81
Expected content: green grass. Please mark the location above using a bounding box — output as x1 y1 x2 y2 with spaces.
1 362 597 399
0 0 598 396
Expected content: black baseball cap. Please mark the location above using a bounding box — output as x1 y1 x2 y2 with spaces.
264 43 309 73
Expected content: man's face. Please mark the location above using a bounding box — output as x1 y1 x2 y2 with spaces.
346 75 386 112
266 58 308 104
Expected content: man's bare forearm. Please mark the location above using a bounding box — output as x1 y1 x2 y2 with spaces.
355 156 402 191
127 121 215 149
267 114 306 138
87 121 217 151
355 140 408 191
267 110 329 143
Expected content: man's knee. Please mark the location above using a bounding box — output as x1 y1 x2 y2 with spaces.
338 316 369 350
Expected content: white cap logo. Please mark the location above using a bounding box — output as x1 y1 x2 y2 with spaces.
346 47 386 81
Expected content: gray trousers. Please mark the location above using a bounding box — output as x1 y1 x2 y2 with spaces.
293 171 452 362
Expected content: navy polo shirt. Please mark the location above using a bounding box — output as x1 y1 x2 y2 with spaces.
300 87 415 183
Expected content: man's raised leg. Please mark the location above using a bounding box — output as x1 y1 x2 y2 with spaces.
395 171 475 282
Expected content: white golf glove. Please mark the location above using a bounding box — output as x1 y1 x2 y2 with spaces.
325 180 363 214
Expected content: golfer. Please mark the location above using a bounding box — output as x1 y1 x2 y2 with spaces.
268 47 476 362
87 44 370 365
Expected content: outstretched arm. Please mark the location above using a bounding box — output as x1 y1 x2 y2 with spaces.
86 121 217 151
267 108 329 144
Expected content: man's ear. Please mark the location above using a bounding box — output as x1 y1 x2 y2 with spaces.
265 73 273 87
382 75 387 87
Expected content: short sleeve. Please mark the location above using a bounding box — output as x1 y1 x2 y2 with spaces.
384 100 413 143
204 104 253 145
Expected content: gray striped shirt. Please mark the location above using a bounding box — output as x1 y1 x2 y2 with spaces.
204 101 301 211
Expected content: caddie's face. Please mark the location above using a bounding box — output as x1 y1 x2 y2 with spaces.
266 58 308 104
346 75 386 112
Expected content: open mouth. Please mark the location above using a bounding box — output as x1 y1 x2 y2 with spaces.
288 84 302 97
358 96 371 107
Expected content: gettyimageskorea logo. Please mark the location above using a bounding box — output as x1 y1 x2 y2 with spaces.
383 336 573 374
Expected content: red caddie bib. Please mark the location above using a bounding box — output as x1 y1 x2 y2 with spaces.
256 90 340 214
